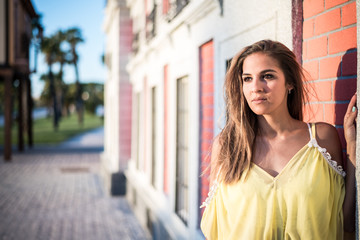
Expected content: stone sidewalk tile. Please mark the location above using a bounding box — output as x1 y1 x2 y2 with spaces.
0 150 150 240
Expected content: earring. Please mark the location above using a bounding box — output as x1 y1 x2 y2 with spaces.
288 89 292 94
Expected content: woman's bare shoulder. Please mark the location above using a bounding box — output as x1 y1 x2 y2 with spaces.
210 135 222 183
212 135 221 150
315 122 339 145
210 135 222 166
314 122 343 166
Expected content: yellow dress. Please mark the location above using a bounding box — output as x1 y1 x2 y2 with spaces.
200 123 345 240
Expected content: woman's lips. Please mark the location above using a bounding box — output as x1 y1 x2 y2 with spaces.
252 98 267 104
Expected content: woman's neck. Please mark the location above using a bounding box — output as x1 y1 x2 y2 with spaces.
257 113 298 139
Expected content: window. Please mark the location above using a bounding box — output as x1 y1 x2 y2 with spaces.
146 3 157 41
132 32 140 54
226 58 232 72
175 76 189 224
225 58 233 121
151 87 157 187
164 0 189 21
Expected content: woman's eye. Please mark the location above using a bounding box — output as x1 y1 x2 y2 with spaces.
243 77 251 82
264 74 274 80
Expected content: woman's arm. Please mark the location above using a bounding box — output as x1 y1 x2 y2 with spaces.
316 93 356 233
343 93 357 233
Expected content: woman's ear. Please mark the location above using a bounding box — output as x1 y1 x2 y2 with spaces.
286 83 294 90
287 86 294 94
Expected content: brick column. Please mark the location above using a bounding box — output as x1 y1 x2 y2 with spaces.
355 0 360 236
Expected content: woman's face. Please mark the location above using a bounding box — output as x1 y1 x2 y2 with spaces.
242 52 291 117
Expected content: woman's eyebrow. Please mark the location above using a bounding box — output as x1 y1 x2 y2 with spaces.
260 69 277 74
242 69 277 76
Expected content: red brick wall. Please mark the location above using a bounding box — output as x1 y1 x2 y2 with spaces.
302 0 357 150
199 40 214 213
163 65 169 194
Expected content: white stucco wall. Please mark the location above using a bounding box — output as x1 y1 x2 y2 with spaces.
103 0 121 174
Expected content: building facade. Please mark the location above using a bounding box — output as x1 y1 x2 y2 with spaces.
125 0 293 238
103 0 358 239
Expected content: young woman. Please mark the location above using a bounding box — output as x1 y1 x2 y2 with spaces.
200 40 356 239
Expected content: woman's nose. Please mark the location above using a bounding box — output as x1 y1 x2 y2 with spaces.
251 77 264 93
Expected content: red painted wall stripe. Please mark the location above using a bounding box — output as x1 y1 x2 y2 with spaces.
119 11 132 163
199 40 214 219
162 0 170 14
119 82 132 160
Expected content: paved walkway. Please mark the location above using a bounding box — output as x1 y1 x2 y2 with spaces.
0 127 149 240
59 127 104 148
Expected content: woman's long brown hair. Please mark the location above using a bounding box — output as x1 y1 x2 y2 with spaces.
212 39 307 184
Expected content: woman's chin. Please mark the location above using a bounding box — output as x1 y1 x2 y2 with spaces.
249 107 269 116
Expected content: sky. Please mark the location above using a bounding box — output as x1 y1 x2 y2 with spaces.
31 0 107 98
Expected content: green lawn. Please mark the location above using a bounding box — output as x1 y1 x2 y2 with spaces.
0 113 103 145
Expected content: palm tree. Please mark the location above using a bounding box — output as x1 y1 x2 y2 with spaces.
39 71 68 117
40 35 61 130
65 27 84 125
54 30 68 79
31 14 43 73
53 30 71 118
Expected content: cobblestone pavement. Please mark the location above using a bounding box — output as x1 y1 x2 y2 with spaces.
0 144 149 239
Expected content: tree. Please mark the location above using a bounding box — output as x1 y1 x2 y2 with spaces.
30 14 43 73
39 72 68 116
40 35 61 130
39 73 52 108
53 30 71 117
82 83 104 114
65 27 84 125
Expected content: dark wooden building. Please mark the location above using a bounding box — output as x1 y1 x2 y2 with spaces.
0 0 41 160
